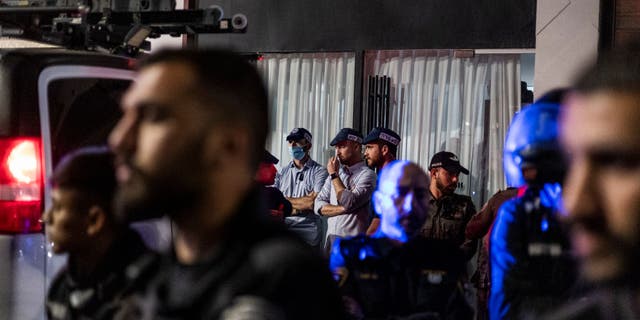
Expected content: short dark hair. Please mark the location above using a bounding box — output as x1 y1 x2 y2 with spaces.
384 141 397 157
574 42 640 94
50 146 116 214
138 49 269 170
374 140 397 157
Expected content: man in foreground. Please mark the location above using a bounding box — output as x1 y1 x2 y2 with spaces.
109 49 345 319
330 161 471 319
547 44 640 319
490 91 576 320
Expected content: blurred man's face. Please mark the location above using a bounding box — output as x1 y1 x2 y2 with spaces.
109 62 211 222
43 188 91 254
432 167 459 195
376 163 430 241
364 143 383 169
335 141 361 165
561 91 640 283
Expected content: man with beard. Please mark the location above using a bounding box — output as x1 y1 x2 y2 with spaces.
273 128 327 249
362 127 401 172
315 128 377 255
330 161 471 319
420 151 477 261
108 49 345 319
362 127 401 236
45 146 149 320
544 44 640 319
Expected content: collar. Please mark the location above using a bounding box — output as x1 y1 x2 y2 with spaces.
343 160 366 172
430 190 457 203
341 162 358 176
288 158 316 170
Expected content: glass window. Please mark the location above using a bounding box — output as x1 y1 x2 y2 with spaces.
47 78 130 164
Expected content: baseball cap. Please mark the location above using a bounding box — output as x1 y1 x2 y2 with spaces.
362 127 401 146
286 128 312 143
263 150 279 165
330 128 363 146
429 151 469 175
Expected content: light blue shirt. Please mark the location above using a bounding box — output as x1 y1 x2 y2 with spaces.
274 159 328 202
274 158 328 247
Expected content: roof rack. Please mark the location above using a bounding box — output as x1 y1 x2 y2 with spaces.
0 5 247 56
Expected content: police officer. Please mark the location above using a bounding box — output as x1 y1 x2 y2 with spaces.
490 90 576 320
273 128 328 248
315 128 377 254
363 127 401 172
420 151 477 261
362 127 401 235
330 161 471 319
45 147 149 320
545 43 640 319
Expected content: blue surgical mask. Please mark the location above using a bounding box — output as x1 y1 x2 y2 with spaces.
289 146 306 161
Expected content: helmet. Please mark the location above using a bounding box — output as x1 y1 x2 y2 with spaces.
503 90 567 187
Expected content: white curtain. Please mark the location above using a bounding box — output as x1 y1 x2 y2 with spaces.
258 52 356 167
366 50 520 206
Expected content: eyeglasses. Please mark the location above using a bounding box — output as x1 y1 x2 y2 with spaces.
295 171 304 182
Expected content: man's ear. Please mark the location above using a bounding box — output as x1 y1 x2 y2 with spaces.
202 125 250 167
381 144 389 157
305 143 312 152
86 205 107 236
353 141 362 152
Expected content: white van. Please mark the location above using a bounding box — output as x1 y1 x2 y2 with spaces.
0 40 170 320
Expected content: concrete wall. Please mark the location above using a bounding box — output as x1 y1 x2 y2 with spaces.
534 0 600 98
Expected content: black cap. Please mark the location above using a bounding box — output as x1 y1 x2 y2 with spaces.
363 127 401 146
429 151 469 175
263 150 279 165
286 128 312 143
330 128 363 146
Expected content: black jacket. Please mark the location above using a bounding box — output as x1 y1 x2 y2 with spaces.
333 235 471 320
490 186 576 320
119 188 346 320
47 229 150 320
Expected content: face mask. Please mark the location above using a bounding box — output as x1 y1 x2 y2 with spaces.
289 146 306 161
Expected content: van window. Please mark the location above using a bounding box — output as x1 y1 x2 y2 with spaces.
47 78 131 163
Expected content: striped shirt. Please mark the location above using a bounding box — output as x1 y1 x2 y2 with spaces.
315 161 377 253
274 159 328 246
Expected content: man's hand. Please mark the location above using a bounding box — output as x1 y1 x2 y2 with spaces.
288 191 318 214
327 156 339 175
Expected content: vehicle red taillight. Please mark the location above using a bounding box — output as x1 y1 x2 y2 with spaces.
0 138 42 234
